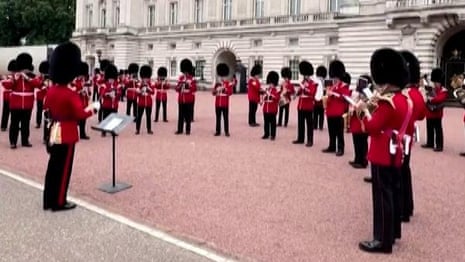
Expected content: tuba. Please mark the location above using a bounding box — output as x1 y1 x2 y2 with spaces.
451 74 465 107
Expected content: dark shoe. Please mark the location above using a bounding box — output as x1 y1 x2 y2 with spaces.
352 163 366 169
363 177 372 183
349 161 356 165
1 128 6 131
277 124 282 127
175 131 183 135
336 150 344 156
51 202 77 212
214 132 220 136
270 136 275 141
135 131 140 135
10 144 17 149
154 120 158 122
306 142 313 147
80 136 90 140
262 135 269 139
225 133 230 137
460 152 465 157
43 206 51 211
421 144 433 148
359 240 392 254
401 216 410 223
433 148 443 152
163 120 168 122
292 140 304 144
250 123 259 127
186 131 191 135
147 130 153 135
22 143 32 147
322 148 336 153
35 125 40 129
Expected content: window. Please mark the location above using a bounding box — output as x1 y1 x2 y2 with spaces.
148 44 154 50
148 59 154 68
114 6 120 26
193 42 201 49
86 5 93 27
254 0 264 18
329 0 348 12
223 0 232 21
289 59 300 80
148 5 156 27
195 60 206 80
169 43 176 50
194 0 203 23
100 8 106 27
170 59 177 76
252 39 263 47
288 37 299 46
289 0 301 16
169 2 178 25
328 35 338 45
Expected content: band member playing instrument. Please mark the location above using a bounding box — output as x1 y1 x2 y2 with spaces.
248 65 262 127
99 64 122 136
191 66 196 122
92 68 103 102
277 67 295 127
356 48 414 254
154 67 170 122
342 72 352 133
175 59 197 135
97 60 111 122
322 60 351 156
313 66 327 130
232 74 238 94
292 61 317 146
1 60 16 131
136 65 155 135
125 63 139 119
261 71 280 140
35 61 49 128
451 74 465 156
422 68 448 152
43 42 99 212
73 62 92 140
212 63 233 137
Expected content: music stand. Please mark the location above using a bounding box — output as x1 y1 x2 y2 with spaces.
91 113 134 194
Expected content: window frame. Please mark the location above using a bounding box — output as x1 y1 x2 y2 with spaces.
169 2 178 25
100 8 106 27
254 0 264 18
289 58 300 81
289 0 301 16
170 59 177 77
194 0 203 23
147 4 156 27
223 0 232 21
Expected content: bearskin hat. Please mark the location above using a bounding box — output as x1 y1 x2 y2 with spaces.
16 53 33 71
316 66 327 78
266 71 279 86
140 65 153 79
50 42 82 85
431 68 444 84
400 50 420 84
7 60 17 72
342 72 351 85
79 62 89 77
124 70 129 75
216 63 229 77
281 67 292 79
39 61 49 75
94 68 100 74
250 64 262 77
104 64 118 80
370 48 409 88
299 61 314 76
180 59 193 74
191 66 196 76
99 59 111 71
157 67 167 77
329 60 345 79
119 69 124 75
128 63 139 75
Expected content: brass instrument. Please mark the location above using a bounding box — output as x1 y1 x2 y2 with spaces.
260 85 272 105
451 74 465 107
279 84 291 107
421 74 445 111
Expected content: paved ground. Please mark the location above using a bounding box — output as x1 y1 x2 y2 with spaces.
1 92 465 261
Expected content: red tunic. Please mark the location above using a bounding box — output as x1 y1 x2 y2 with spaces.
262 85 280 114
137 80 155 107
247 77 261 103
349 112 365 134
155 79 170 101
326 81 350 117
212 80 233 108
44 85 93 144
296 78 317 111
73 77 91 108
36 76 48 102
1 75 13 102
124 77 139 101
425 85 448 119
405 85 427 149
99 81 122 110
175 74 197 104
280 79 295 103
2 73 42 110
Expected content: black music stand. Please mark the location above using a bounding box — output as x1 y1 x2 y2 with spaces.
91 113 134 194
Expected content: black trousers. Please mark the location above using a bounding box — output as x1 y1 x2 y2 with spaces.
177 103 193 133
43 111 50 142
126 99 138 119
400 154 414 218
36 100 43 126
371 164 401 248
248 101 258 125
136 106 152 132
9 109 32 146
192 100 195 121
425 118 443 149
352 133 368 165
327 116 345 151
215 107 229 134
43 144 75 209
155 100 167 121
313 104 324 130
92 88 99 101
296 110 314 143
278 104 290 126
1 101 10 130
263 113 277 138
78 119 87 138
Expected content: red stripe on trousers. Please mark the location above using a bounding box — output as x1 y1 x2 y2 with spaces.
58 145 73 206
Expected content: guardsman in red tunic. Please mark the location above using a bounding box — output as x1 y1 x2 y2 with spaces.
342 73 352 133
212 63 233 137
356 48 414 254
136 65 155 135
43 42 99 212
2 53 42 149
175 59 197 135
277 67 295 127
154 67 170 122
322 60 351 156
248 65 262 127
232 74 238 93
191 66 197 122
125 63 139 118
422 68 448 152
313 66 327 130
292 62 317 146
73 62 92 140
99 64 122 136
1 60 16 131
261 71 280 140
35 61 49 129
92 68 103 102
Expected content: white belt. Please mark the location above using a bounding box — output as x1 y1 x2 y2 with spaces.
217 94 228 97
301 95 309 98
158 90 167 93
12 92 34 96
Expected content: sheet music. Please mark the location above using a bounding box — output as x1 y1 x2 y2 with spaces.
104 117 123 131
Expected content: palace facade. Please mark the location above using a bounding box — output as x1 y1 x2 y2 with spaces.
72 0 465 89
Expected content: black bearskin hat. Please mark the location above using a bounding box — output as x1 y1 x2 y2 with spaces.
191 66 196 76
39 61 49 75
281 67 292 79
316 66 327 78
79 62 89 76
266 71 279 86
400 50 420 84
157 67 167 77
342 72 351 85
124 70 129 75
329 60 345 79
16 53 33 71
50 42 82 85
140 65 153 79
94 68 100 74
431 68 444 84
216 63 229 77
299 61 314 76
99 59 111 71
370 48 409 88
180 59 193 74
104 64 118 80
250 64 262 77
128 63 139 75
119 69 124 75
7 60 17 72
